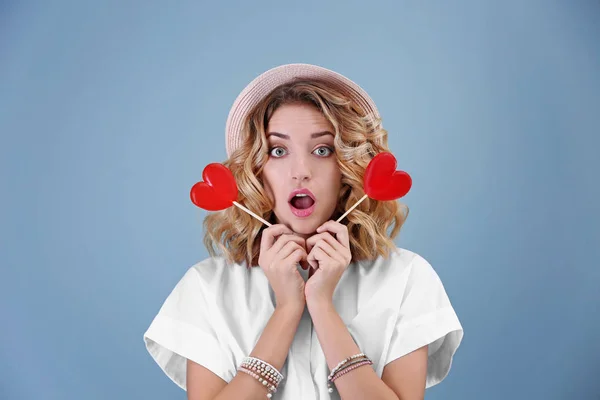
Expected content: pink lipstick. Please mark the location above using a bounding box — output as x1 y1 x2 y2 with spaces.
288 188 316 218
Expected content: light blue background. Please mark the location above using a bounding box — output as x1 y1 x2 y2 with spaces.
2 1 599 399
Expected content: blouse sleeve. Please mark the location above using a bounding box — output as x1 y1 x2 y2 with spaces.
143 265 235 390
384 253 464 388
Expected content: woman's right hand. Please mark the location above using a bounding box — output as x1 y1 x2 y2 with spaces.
258 224 308 311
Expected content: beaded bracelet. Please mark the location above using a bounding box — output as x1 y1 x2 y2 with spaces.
332 360 373 381
238 367 277 398
333 357 371 377
238 356 284 398
327 352 367 381
242 356 284 385
327 359 373 393
240 364 278 386
327 353 371 393
239 364 279 390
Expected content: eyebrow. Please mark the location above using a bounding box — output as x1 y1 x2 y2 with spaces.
266 131 334 140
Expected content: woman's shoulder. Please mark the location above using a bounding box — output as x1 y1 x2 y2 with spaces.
355 246 443 288
187 255 231 279
359 246 428 273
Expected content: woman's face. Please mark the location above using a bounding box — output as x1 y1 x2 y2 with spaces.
262 102 342 239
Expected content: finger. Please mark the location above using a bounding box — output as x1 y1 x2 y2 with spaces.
306 232 325 253
316 220 350 248
285 247 308 266
260 224 294 253
306 241 324 270
310 240 346 268
274 241 307 266
306 232 345 255
307 249 319 270
307 246 329 270
316 221 350 249
316 233 348 265
313 239 336 259
271 234 306 255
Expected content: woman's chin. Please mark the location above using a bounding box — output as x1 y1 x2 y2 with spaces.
284 220 320 237
275 208 331 236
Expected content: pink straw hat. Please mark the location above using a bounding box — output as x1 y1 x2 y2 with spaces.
225 63 381 158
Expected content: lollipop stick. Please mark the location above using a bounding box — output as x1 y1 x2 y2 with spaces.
336 194 368 223
232 201 272 227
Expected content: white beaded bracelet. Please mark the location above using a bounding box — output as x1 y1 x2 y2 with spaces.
238 356 284 398
244 356 284 381
238 367 277 398
241 357 283 385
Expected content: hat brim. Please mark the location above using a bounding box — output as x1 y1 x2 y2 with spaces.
225 63 380 158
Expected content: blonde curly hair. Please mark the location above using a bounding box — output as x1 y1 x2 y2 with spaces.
203 79 409 268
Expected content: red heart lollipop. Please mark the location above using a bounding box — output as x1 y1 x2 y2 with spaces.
190 163 238 211
336 152 412 223
364 152 412 200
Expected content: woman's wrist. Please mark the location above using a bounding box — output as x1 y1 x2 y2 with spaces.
275 302 305 317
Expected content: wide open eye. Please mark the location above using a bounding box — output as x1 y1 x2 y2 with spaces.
269 147 287 157
313 146 333 157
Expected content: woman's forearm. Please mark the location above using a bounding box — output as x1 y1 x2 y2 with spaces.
307 299 399 400
213 304 304 400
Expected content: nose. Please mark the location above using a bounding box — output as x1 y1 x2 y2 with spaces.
290 154 312 182
293 172 310 181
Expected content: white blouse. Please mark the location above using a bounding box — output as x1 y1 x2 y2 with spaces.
143 247 464 399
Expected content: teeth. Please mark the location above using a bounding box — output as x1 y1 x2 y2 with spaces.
295 194 308 197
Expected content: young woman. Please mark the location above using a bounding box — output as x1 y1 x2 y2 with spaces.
143 63 464 400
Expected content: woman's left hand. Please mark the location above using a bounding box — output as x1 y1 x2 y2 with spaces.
305 220 352 305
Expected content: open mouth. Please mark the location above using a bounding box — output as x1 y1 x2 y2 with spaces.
290 194 315 210
288 189 316 217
